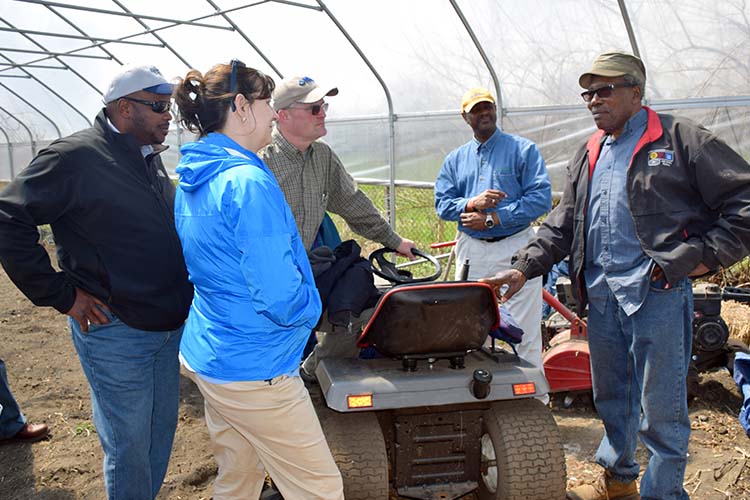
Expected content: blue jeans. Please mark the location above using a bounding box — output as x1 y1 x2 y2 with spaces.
587 278 692 500
0 358 26 439
70 313 183 500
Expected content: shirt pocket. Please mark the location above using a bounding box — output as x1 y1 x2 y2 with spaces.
493 171 521 200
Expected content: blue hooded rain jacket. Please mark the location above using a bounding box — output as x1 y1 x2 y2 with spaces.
174 132 322 381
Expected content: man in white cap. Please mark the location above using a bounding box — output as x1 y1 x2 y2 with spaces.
0 65 193 499
260 76 416 380
435 87 552 383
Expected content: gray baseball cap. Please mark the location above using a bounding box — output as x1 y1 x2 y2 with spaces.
272 76 338 111
103 65 175 104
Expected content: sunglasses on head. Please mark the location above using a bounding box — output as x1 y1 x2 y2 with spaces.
580 83 637 102
229 58 246 112
289 102 329 116
121 96 171 114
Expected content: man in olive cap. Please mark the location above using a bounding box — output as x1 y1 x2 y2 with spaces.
481 52 750 499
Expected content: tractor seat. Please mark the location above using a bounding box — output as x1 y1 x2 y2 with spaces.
357 282 499 369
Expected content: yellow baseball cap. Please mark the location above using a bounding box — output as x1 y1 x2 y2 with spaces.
461 87 495 113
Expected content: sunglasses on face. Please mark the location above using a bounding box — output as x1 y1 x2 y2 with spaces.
121 96 171 114
289 102 329 116
580 83 637 102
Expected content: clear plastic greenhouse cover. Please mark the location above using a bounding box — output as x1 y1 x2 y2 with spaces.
1 0 749 195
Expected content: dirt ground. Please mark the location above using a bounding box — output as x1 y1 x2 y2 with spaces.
1 260 750 500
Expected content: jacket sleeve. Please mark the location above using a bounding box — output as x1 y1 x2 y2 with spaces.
224 172 321 329
324 149 402 250
513 154 580 280
494 142 552 228
692 135 750 269
0 148 77 313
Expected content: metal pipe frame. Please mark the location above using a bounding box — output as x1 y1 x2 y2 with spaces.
0 62 67 69
15 0 232 30
0 124 14 178
449 0 503 128
0 82 62 138
2 16 102 95
109 0 192 68
46 4 123 66
0 74 31 78
0 2 274 72
0 26 164 47
0 51 91 126
617 0 641 58
203 0 284 79
0 47 111 59
0 103 36 156
315 0 398 228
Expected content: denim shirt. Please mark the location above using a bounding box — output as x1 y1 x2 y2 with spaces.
585 108 652 316
435 128 551 238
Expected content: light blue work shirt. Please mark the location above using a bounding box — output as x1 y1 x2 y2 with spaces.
435 128 551 238
584 108 653 316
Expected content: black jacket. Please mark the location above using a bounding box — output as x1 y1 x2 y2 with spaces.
514 108 750 314
0 110 193 331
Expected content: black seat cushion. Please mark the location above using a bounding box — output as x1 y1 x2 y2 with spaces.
357 282 499 358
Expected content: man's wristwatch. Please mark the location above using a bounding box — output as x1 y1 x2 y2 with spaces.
484 213 495 228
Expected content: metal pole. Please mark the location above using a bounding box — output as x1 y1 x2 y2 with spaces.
0 125 13 179
0 26 164 46
15 0 232 30
46 5 123 66
0 2 277 73
203 0 284 79
0 53 90 125
0 82 62 138
449 0 504 128
109 0 193 68
0 47 111 59
315 0 398 228
617 0 641 58
0 103 35 166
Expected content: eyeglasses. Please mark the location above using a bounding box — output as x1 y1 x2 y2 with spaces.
121 97 171 114
229 59 246 112
581 83 637 102
289 102 329 116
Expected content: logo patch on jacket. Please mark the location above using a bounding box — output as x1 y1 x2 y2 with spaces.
647 149 674 167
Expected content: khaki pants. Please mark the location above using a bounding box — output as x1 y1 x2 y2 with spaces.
185 370 344 500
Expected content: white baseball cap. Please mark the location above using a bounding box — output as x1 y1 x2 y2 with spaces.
272 76 338 111
103 65 175 104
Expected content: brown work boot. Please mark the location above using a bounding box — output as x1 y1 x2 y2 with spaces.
566 470 639 500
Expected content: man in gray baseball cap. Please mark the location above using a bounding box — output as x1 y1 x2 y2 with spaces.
481 50 750 500
259 76 416 382
0 63 192 499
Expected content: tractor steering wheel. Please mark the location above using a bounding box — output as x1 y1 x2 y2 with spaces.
368 248 442 284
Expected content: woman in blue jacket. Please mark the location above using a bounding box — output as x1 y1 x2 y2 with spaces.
172 61 343 500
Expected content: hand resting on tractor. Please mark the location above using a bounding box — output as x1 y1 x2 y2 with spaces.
479 269 527 303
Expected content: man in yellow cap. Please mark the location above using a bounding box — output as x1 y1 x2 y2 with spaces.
481 52 750 500
435 87 552 382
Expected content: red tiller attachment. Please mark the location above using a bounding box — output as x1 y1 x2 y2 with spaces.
541 289 592 392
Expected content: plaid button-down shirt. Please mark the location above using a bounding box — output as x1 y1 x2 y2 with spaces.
259 130 402 250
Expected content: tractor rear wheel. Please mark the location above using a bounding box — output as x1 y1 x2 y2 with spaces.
477 398 566 500
313 393 389 500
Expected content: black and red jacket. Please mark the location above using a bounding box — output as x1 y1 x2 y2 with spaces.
513 107 750 314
